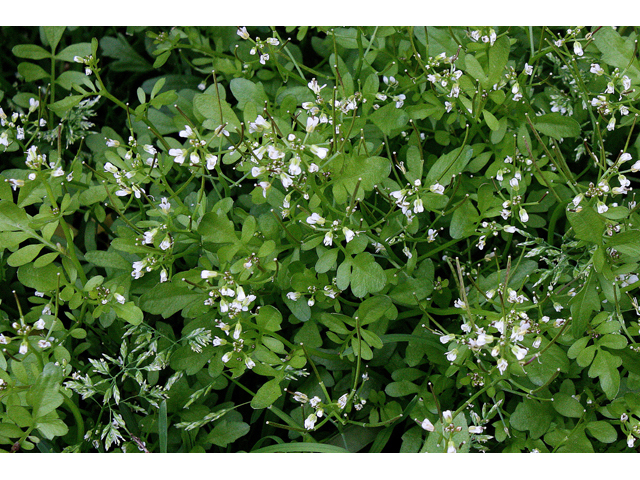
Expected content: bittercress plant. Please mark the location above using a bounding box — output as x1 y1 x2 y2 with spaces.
0 25 639 453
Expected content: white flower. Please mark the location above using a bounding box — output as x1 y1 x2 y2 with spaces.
469 426 484 434
497 358 508 375
29 98 39 112
440 334 453 344
106 138 120 147
519 208 529 223
590 63 604 75
288 156 302 176
249 115 270 133
511 345 528 361
169 148 187 164
221 351 233 363
304 413 317 430
245 357 256 369
237 27 250 40
309 145 329 159
597 201 608 214
308 163 319 173
403 246 412 259
19 343 28 355
337 393 348 409
143 144 157 155
446 349 457 362
504 225 516 233
286 292 301 301
310 396 321 408
343 227 355 243
179 125 196 139
206 154 218 170
307 213 325 225
114 293 126 304
393 94 406 108
306 116 319 133
524 63 533 75
622 75 631 91
38 339 51 349
413 198 424 213
159 197 171 214
607 117 616 131
308 78 326 95
619 152 632 163
259 53 269 65
631 160 640 172
421 418 435 432
573 42 583 56
454 299 465 309
323 231 333 247
627 434 636 448
430 183 445 194
159 237 172 251
201 270 218 279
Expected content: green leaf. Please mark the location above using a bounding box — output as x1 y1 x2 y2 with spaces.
315 248 339 274
0 199 34 232
7 244 45 267
48 95 84 118
464 54 488 86
355 295 392 326
588 349 622 400
18 62 49 82
56 42 92 62
198 211 237 244
100 35 152 72
569 271 600 337
139 283 205 318
597 334 628 350
552 392 585 418
194 92 241 132
488 35 510 86
207 420 250 448
510 398 554 439
482 109 500 131
425 145 473 188
370 102 409 136
251 378 282 409
449 200 479 239
42 26 66 51
256 305 282 332
532 113 581 140
385 380 419 397
26 363 64 419
17 262 64 292
251 443 348 453
586 421 617 443
111 302 144 325
230 77 269 111
12 44 51 60
84 250 132 270
592 26 640 83
350 252 386 298
332 155 391 204
567 206 605 244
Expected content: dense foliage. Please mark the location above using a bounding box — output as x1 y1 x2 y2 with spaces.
1 26 640 453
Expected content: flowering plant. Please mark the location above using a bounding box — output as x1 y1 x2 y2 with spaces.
0 25 639 453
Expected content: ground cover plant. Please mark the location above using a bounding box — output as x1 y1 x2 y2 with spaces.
0 25 639 453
